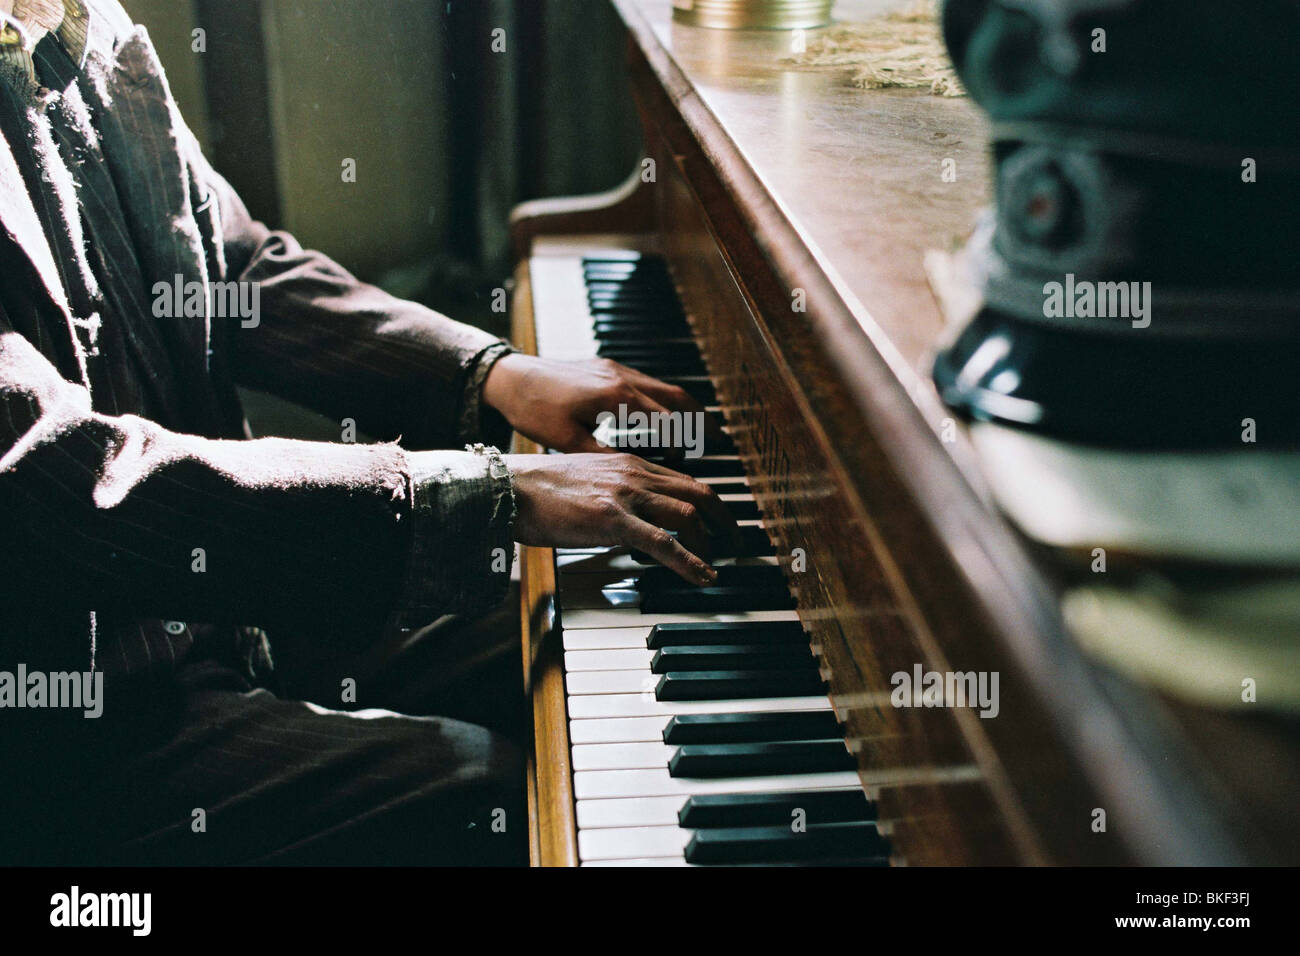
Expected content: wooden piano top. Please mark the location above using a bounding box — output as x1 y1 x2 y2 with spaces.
616 0 988 371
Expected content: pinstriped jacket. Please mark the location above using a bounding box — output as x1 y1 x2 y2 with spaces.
0 0 517 696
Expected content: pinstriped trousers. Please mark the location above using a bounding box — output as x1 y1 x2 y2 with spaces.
0 588 528 866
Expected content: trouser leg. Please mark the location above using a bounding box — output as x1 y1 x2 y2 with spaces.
23 672 526 865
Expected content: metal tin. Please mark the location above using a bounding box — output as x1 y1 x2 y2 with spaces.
672 0 834 30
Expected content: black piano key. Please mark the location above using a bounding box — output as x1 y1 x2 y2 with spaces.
603 359 707 379
587 295 683 312
669 740 855 778
628 523 770 565
685 822 890 865
587 288 673 303
651 644 814 673
645 455 743 477
723 497 759 520
620 422 734 458
707 432 738 457
583 260 669 275
699 480 749 496
587 270 662 280
584 273 669 286
587 286 675 298
662 710 842 744
592 323 691 341
582 251 651 262
655 670 827 701
677 790 874 828
594 356 708 378
585 257 670 273
713 525 775 558
589 308 684 324
656 378 716 405
589 305 680 319
647 620 807 648
584 270 671 285
622 361 709 379
594 334 698 351
639 585 795 614
586 277 656 287
590 321 685 333
585 278 672 291
590 303 685 319
596 343 705 364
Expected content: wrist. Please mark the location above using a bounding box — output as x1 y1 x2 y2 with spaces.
481 352 532 417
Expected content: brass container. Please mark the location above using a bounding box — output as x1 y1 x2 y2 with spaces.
672 0 834 30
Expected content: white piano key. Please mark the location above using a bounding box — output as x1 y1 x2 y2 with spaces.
570 741 673 771
557 570 640 590
577 796 685 828
530 257 597 361
567 693 831 719
563 628 653 651
581 857 691 867
574 768 862 800
568 716 670 744
560 589 644 611
561 607 800 630
566 669 660 695
579 825 690 862
565 648 655 671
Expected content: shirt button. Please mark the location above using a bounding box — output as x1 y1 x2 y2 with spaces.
163 621 187 635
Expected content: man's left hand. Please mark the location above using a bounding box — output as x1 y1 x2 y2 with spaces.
482 353 709 454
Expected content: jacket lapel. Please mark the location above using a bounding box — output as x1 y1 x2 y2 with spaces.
92 29 211 363
82 26 225 431
0 111 94 388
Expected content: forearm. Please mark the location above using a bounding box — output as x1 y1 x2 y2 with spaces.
223 219 515 449
166 115 513 449
1 326 512 639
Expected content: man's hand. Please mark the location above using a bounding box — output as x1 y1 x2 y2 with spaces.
484 354 704 454
503 452 737 585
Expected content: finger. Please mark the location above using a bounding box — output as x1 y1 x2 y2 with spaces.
566 428 610 454
620 515 717 586
633 492 714 560
642 471 738 539
620 374 729 451
542 421 608 454
591 388 692 460
623 369 704 414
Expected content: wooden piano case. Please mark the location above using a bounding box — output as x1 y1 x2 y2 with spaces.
512 0 1283 866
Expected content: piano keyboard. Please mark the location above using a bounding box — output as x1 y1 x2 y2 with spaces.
532 251 889 866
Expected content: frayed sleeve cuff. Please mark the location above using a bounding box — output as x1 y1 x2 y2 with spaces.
390 447 516 630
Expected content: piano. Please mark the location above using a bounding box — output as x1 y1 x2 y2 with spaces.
507 0 1300 866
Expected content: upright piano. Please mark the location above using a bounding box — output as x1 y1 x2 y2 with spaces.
508 0 1299 866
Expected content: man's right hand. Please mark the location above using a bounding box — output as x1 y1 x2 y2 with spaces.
503 453 738 586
